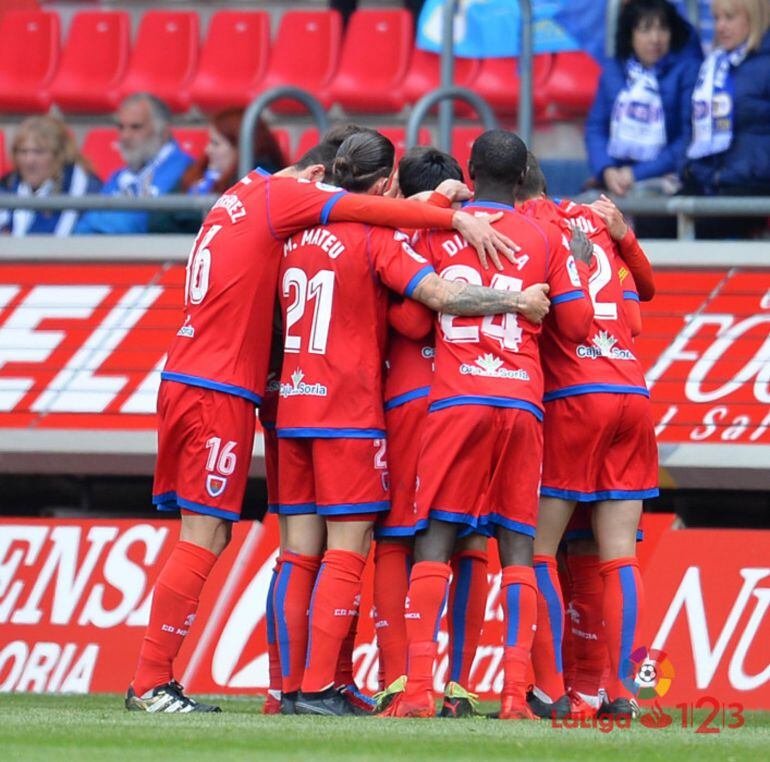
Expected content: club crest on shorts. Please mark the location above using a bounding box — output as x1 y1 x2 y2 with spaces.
206 474 228 498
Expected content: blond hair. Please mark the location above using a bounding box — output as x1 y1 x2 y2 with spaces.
11 116 88 187
712 0 770 51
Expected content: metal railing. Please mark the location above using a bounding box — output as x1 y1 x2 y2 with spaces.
238 86 330 178
407 86 498 150
1 194 769 242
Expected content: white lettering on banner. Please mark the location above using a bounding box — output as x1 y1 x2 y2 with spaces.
0 641 98 693
79 525 168 628
651 566 770 690
0 285 109 411
0 526 49 621
120 356 165 414
32 286 163 414
1 524 165 627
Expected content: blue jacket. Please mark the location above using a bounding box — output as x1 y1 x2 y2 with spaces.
684 30 770 194
75 141 192 234
585 50 702 182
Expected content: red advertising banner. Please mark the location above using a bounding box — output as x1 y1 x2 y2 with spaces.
2 516 768 709
1 264 768 444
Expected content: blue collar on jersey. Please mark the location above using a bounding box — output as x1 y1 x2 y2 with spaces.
255 167 272 177
462 199 516 212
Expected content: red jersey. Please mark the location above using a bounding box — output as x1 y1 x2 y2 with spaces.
162 171 457 405
384 330 434 411
276 224 434 436
414 201 592 420
524 198 648 401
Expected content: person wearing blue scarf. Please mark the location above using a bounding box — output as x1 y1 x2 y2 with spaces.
0 116 102 236
683 0 770 202
585 0 702 197
75 93 193 235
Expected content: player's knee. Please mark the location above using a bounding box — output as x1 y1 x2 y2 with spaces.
497 529 534 568
414 520 458 563
180 514 232 557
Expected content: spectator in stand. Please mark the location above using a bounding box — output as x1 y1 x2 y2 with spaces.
75 93 193 235
682 0 770 237
0 116 101 236
148 108 286 233
585 0 703 200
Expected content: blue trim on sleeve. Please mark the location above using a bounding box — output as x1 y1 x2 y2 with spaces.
384 386 431 411
404 264 435 298
317 500 390 516
374 519 430 539
462 200 516 212
255 167 272 177
539 486 660 502
277 502 317 516
320 190 347 225
482 513 536 537
277 427 386 439
161 371 262 405
623 290 640 302
429 395 543 421
543 383 649 402
551 290 586 305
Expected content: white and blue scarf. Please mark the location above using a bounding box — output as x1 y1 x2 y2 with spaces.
688 44 749 160
608 59 667 162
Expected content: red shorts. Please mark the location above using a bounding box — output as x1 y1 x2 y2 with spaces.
415 404 543 538
541 393 658 502
277 436 389 518
153 380 256 522
375 396 429 539
261 422 279 514
562 505 644 543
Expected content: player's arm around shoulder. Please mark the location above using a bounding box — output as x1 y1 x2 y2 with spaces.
546 223 595 342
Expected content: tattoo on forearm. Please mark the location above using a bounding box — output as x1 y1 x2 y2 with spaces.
415 275 522 316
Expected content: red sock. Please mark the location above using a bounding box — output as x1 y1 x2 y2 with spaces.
265 555 282 697
302 549 367 693
404 561 451 696
500 565 537 707
373 542 411 687
566 554 606 700
274 550 321 694
558 557 576 691
531 555 565 702
335 608 358 687
447 549 487 687
600 557 645 701
132 541 217 696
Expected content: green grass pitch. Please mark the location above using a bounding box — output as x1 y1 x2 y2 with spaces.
1 694 768 762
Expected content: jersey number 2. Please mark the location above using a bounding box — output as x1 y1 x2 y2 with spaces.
282 268 335 355
588 244 618 320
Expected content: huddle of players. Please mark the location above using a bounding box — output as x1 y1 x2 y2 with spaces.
125 123 657 721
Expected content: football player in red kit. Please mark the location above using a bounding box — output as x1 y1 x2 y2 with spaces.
126 135 525 713
516 155 657 721
373 147 491 717
386 130 595 719
273 132 551 716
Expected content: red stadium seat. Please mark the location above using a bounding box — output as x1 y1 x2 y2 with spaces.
49 11 130 113
189 11 270 112
172 128 208 161
0 11 59 112
260 10 342 114
271 128 292 166
293 126 431 166
328 10 413 113
543 51 601 117
81 127 122 181
471 55 552 117
451 126 484 184
402 50 480 106
120 11 199 113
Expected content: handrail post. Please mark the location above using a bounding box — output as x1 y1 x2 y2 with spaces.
438 0 458 152
407 87 498 149
685 0 700 26
517 0 533 148
605 0 621 58
238 87 329 178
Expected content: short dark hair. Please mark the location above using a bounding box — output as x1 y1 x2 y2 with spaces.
321 123 374 147
616 0 690 60
294 124 373 183
469 129 528 190
332 131 395 193
514 152 547 202
397 147 463 197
